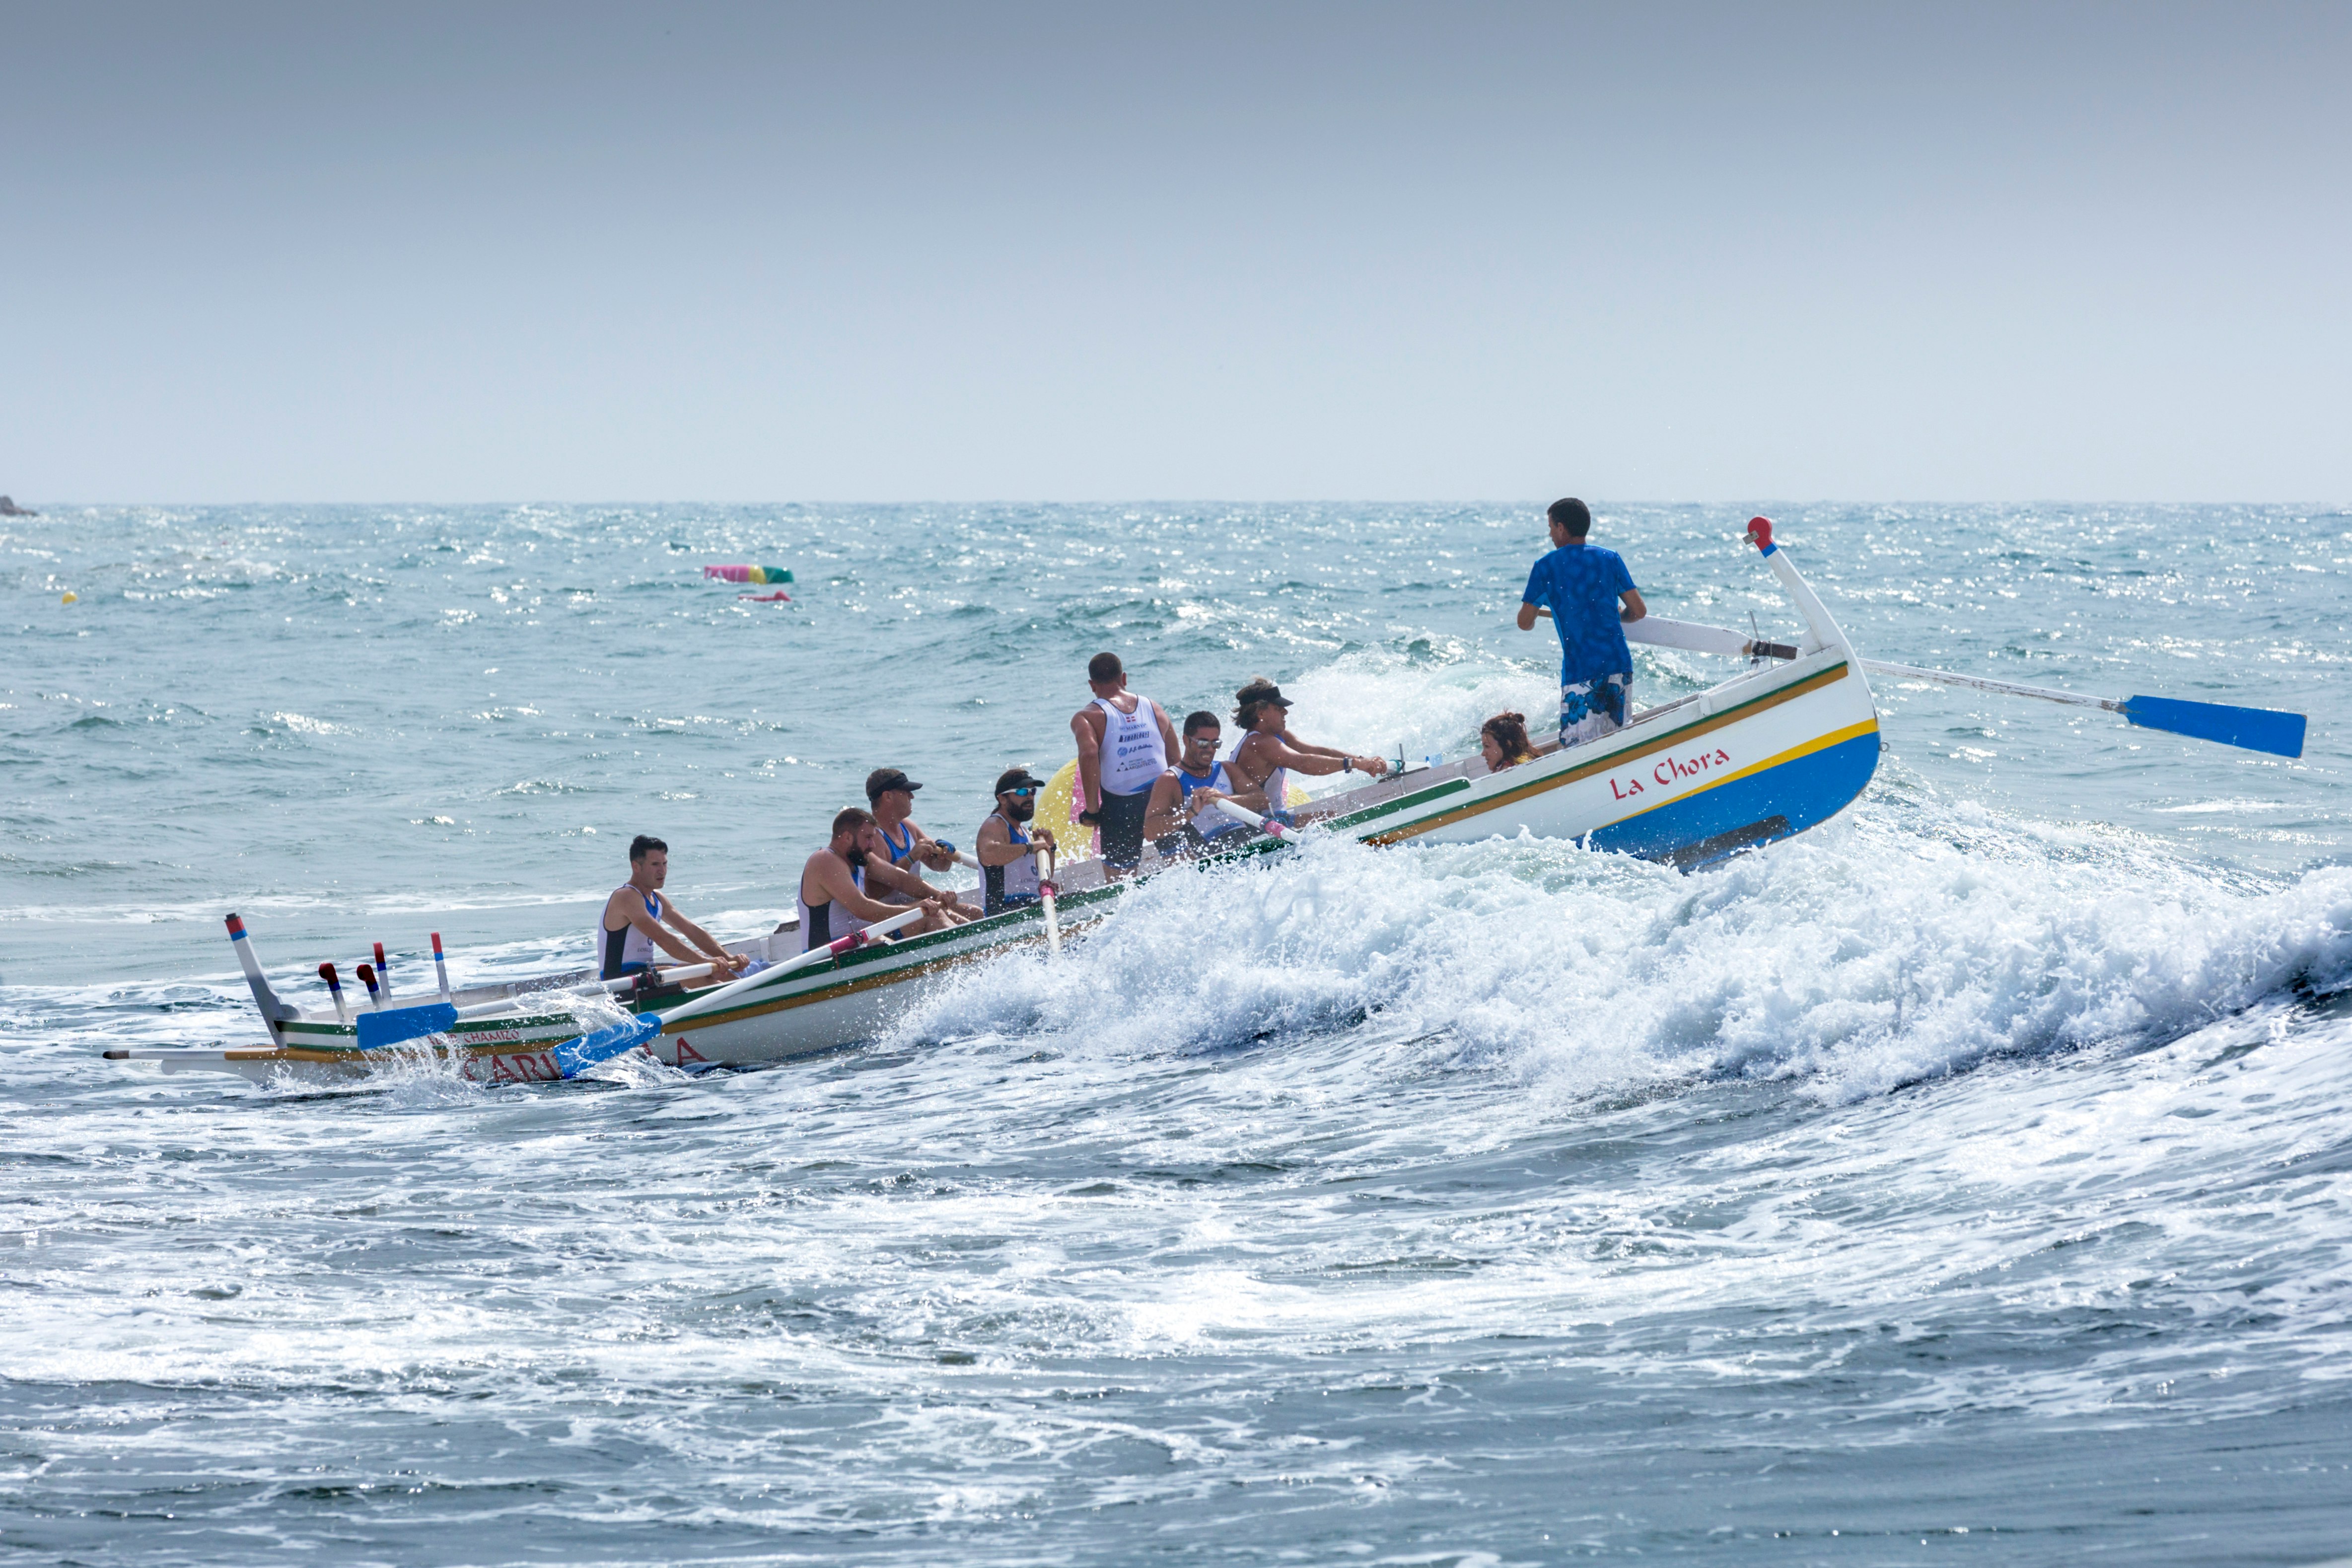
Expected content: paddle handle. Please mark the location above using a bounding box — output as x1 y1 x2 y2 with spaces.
317 961 349 1023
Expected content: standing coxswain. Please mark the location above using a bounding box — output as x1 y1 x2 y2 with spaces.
1070 652 1181 878
1516 497 1647 747
596 835 750 981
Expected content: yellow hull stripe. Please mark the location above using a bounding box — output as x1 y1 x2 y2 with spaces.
1369 663 1862 845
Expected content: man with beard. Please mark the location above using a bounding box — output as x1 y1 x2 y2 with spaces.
793 807 960 954
974 767 1061 916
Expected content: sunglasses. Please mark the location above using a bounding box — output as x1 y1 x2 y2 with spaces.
1004 787 1037 798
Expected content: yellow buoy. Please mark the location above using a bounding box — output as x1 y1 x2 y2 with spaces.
60 591 77 605
1037 760 1092 855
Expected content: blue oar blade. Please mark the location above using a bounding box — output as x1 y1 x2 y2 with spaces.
554 1015 664 1078
2122 696 2306 758
354 1002 458 1050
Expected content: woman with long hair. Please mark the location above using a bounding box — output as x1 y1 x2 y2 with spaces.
1479 711 1540 772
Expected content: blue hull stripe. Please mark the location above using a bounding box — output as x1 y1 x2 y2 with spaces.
1589 731 1881 864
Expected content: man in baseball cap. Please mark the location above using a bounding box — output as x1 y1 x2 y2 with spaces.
975 767 1060 916
864 768 960 877
863 767 979 918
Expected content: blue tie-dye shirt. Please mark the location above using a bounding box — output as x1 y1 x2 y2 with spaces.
1523 544 1638 686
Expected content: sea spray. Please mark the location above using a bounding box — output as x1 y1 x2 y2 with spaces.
895 804 2352 1105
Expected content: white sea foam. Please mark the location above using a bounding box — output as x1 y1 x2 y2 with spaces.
900 805 2352 1106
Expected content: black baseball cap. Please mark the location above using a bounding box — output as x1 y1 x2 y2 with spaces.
1235 678 1292 710
865 768 923 800
994 767 1047 795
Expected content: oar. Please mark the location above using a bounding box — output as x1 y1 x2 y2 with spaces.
554 905 930 1077
1041 845 1062 957
1562 602 2308 759
356 957 727 1049
1205 797 1300 842
935 839 1050 938
955 841 1059 950
1861 659 2306 758
1538 607 1804 662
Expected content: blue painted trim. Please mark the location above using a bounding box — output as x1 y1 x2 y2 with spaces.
1588 730 1879 865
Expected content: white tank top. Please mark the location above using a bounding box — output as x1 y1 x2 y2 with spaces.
1228 735 1287 818
982 811 1041 913
1094 693 1168 798
796 861 867 954
597 885 663 978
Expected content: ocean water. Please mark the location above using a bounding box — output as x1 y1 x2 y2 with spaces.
3 500 2350 1565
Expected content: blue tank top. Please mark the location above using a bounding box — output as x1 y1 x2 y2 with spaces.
1177 763 1249 841
878 818 919 866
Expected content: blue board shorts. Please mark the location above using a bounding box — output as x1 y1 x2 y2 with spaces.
1560 674 1631 747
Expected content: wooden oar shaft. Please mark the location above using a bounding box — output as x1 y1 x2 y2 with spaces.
441 961 722 1022
1861 659 2122 712
658 905 929 1029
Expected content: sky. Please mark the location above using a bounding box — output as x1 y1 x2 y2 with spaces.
2 1 2347 503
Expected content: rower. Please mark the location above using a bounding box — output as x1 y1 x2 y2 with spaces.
1515 497 1646 747
596 835 749 982
1224 678 1387 825
1480 711 1541 772
1070 651 1180 878
865 767 979 917
975 767 1060 915
1144 711 1267 857
795 808 961 954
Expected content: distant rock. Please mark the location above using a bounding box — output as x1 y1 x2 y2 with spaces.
0 496 34 516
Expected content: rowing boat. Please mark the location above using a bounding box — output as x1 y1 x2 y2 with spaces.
105 519 1889 1085
111 516 2242 1087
